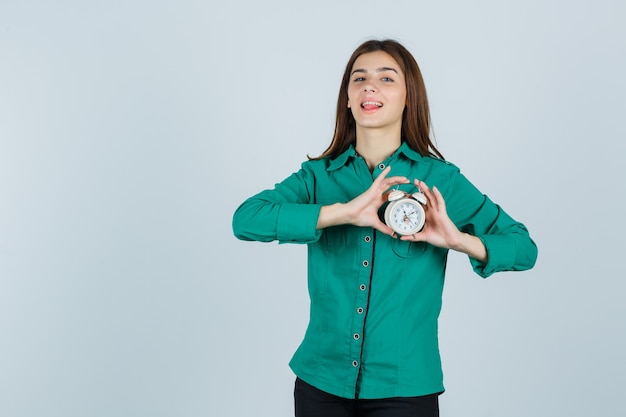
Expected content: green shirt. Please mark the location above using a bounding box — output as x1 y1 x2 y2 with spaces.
232 142 537 399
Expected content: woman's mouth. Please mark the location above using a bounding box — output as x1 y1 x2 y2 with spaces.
361 101 383 111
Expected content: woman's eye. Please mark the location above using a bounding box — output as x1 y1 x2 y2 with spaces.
382 77 394 82
353 77 365 82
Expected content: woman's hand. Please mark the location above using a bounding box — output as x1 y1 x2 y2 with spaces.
317 166 409 236
400 180 462 248
401 179 488 262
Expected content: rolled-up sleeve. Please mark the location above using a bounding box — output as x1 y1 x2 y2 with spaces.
472 218 537 277
444 167 538 278
276 203 323 243
232 164 323 244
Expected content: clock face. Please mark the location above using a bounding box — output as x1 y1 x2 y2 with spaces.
385 199 425 235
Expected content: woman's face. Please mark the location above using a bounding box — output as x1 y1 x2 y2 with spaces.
347 51 407 134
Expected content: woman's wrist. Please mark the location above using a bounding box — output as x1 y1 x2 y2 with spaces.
451 232 488 263
317 203 350 230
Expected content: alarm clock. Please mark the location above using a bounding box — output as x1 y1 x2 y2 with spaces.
383 189 428 236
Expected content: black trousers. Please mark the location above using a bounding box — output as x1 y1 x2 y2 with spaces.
294 378 440 417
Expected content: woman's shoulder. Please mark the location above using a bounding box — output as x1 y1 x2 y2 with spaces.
399 143 461 175
300 155 340 172
420 154 462 176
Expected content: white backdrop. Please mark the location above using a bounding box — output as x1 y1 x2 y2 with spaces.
1 1 625 416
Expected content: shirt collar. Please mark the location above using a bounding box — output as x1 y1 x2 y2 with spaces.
396 141 424 162
327 142 424 171
327 145 358 171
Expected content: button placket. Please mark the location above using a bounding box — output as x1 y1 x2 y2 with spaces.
350 229 373 376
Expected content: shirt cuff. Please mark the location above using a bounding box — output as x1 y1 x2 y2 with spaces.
277 203 323 244
470 234 517 278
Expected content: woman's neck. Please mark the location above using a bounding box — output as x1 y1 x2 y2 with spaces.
355 129 401 171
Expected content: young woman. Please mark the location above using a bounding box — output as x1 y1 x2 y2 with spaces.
232 39 537 417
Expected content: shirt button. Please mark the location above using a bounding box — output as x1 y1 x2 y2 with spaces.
357 307 364 314
352 360 359 367
359 284 366 291
378 163 385 170
364 235 371 243
362 260 369 267
353 333 360 340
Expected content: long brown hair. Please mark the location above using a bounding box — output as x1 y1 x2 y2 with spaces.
311 39 443 160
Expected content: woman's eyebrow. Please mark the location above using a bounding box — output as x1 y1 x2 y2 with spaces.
350 67 399 76
377 67 398 74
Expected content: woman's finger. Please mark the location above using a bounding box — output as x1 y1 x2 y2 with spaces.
373 166 392 185
383 176 410 189
372 220 396 237
431 186 446 212
415 179 438 211
375 166 410 190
